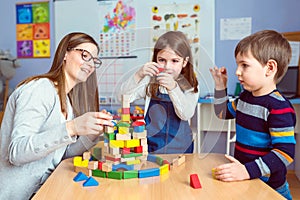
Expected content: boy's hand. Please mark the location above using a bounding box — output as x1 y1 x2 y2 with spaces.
209 66 228 90
214 154 250 182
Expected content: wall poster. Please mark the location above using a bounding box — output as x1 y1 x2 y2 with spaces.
98 0 136 58
150 3 201 68
16 1 50 58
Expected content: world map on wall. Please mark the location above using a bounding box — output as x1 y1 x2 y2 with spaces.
102 0 136 33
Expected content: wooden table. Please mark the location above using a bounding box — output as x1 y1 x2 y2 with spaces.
33 153 284 200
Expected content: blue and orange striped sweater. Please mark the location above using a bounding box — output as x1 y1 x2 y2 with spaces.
214 89 296 189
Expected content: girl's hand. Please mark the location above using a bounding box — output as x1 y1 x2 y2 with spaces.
67 111 114 137
135 62 160 82
209 66 228 90
156 72 177 91
214 155 250 182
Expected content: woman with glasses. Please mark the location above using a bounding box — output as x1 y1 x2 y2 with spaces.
0 32 113 199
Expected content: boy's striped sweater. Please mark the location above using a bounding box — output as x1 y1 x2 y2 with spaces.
214 89 296 189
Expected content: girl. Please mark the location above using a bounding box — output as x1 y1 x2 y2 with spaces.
119 31 199 154
0 32 113 199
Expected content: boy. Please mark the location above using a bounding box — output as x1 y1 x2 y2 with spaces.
210 30 296 200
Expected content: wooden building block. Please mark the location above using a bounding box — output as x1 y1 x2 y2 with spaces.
123 170 139 179
88 161 98 170
83 151 91 160
107 171 123 180
173 155 186 167
110 140 124 148
159 164 169 175
73 156 82 167
138 168 160 178
83 176 99 187
134 146 143 153
190 174 201 189
116 133 131 140
92 169 106 178
127 159 141 165
125 139 140 148
74 166 92 177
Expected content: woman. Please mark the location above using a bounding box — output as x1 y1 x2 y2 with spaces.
0 32 113 199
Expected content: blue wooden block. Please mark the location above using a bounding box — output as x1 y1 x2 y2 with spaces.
73 172 88 182
112 163 134 171
83 176 99 187
138 168 160 178
147 154 157 163
133 125 145 133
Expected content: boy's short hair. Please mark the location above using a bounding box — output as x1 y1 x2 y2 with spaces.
234 30 292 83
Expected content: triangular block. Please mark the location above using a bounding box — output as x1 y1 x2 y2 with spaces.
190 174 201 189
83 176 99 187
73 172 88 182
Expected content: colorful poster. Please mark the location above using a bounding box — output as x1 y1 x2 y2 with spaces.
16 1 50 58
150 3 201 69
99 0 136 58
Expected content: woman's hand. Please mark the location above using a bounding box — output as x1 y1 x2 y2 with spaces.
209 66 228 90
67 110 113 137
135 62 160 82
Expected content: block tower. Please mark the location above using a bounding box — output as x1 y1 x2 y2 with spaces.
73 95 171 181
101 94 148 174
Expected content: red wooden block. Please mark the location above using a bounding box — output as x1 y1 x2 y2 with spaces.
134 146 143 153
190 174 201 189
98 161 103 170
163 160 171 170
122 147 131 154
122 108 130 114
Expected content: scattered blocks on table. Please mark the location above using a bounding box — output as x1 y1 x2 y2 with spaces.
83 176 99 187
73 172 88 182
75 166 92 177
92 169 106 178
138 168 160 178
173 155 186 167
123 170 139 179
190 174 202 189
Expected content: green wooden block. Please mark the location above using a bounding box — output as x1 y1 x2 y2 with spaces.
123 170 138 179
92 147 102 161
156 156 164 166
104 132 115 140
92 169 106 178
107 171 123 180
122 153 143 158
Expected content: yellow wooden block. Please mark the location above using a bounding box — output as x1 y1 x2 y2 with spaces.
73 156 82 167
160 164 169 175
121 114 130 122
110 140 125 148
212 168 218 179
119 126 130 134
125 139 140 148
81 159 89 167
127 159 141 165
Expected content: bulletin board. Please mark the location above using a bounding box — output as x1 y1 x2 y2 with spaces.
54 0 215 100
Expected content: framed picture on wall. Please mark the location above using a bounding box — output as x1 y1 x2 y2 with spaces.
16 1 50 58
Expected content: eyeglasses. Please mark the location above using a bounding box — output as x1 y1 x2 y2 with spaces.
68 48 102 68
